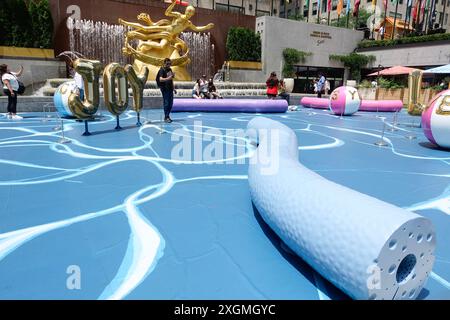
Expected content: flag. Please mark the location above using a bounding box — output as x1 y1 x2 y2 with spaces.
346 0 351 14
412 0 419 22
428 0 437 28
328 0 332 12
337 0 344 15
318 0 321 12
164 0 189 5
372 0 377 10
405 0 414 22
353 0 360 16
305 0 309 8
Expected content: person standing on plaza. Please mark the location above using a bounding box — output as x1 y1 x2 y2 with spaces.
1 64 24 120
317 73 326 98
156 58 177 123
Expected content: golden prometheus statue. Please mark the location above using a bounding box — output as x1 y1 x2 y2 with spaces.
119 0 214 81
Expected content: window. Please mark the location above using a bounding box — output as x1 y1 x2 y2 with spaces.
304 9 309 17
215 3 244 14
332 0 338 10
445 13 448 25
399 0 403 4
313 2 318 15
389 11 402 19
322 0 327 12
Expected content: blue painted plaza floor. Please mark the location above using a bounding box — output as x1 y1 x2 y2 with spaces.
0 107 449 300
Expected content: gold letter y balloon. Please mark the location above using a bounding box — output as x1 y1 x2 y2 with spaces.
126 64 149 126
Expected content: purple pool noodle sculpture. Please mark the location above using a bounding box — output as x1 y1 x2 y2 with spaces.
171 98 288 113
360 100 403 112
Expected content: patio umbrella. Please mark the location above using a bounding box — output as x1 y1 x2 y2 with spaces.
424 64 450 74
367 66 421 76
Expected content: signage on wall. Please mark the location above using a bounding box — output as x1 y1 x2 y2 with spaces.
309 31 332 39
310 31 332 46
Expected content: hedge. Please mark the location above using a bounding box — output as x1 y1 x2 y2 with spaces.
0 0 53 49
358 32 450 49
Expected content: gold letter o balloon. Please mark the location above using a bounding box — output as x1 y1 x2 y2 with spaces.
103 63 129 116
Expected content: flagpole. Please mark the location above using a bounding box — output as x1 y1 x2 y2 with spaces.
383 0 388 39
424 0 430 33
371 2 376 39
405 0 413 35
346 11 350 28
307 0 310 22
392 0 400 39
328 10 331 25
441 0 448 27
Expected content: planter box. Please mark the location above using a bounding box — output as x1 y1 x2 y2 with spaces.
228 61 262 70
376 88 406 102
358 88 376 100
0 46 55 59
375 88 440 107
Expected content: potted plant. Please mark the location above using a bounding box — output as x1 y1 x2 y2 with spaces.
282 48 311 93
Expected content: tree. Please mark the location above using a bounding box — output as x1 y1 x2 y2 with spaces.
331 8 372 29
8 0 34 47
226 27 261 62
33 0 53 48
329 53 375 82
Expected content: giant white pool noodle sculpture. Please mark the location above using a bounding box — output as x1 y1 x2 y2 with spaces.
247 117 436 300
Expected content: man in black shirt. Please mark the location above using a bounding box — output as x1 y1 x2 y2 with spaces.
156 58 177 123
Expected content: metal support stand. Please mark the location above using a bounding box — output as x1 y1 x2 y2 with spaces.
42 103 52 123
388 110 399 132
82 120 91 136
374 122 389 147
136 112 142 127
157 112 165 134
58 118 71 144
115 115 122 130
143 107 151 125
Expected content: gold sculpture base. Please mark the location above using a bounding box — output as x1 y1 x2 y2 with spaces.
132 43 191 81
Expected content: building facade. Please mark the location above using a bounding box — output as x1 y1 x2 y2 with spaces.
280 0 449 34
185 0 281 16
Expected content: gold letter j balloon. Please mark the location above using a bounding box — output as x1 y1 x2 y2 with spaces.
68 59 102 119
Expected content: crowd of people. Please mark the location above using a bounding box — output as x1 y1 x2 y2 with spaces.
192 74 223 99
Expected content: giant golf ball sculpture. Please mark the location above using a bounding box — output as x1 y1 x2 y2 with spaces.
329 86 361 115
53 81 77 117
247 117 436 300
422 89 450 149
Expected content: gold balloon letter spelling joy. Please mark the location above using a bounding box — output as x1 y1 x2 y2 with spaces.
68 59 149 133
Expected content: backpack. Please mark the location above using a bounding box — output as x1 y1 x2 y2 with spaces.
17 80 25 95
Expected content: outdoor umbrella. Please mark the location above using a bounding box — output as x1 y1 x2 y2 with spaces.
424 64 450 74
367 66 421 76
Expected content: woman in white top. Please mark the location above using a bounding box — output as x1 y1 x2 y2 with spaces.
192 79 202 99
1 64 23 120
